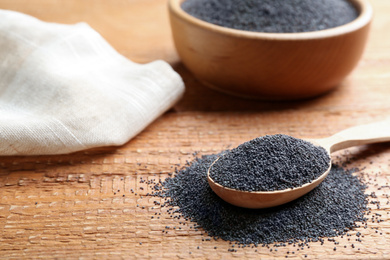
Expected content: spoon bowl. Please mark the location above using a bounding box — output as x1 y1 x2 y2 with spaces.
207 119 390 209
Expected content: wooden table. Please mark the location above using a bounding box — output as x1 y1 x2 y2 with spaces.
1 0 389 259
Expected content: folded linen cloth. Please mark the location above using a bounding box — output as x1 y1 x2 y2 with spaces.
0 10 184 156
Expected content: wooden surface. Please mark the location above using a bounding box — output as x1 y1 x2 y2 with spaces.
0 0 390 259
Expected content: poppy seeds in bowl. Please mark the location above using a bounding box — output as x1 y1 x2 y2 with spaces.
181 0 359 33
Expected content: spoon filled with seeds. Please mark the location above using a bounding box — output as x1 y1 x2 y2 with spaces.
207 119 390 208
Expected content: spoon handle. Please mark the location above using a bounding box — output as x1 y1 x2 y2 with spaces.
316 118 390 153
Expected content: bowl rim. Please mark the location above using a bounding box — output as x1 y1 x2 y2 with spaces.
169 0 373 40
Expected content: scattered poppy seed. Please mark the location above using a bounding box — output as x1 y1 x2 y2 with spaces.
181 0 358 33
148 152 369 246
209 135 330 191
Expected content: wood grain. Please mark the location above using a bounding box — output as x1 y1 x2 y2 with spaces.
1 0 390 259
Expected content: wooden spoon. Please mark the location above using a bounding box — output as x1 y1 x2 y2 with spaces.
207 119 390 209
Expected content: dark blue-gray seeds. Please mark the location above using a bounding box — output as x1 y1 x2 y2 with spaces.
151 153 368 245
182 0 358 33
209 134 330 191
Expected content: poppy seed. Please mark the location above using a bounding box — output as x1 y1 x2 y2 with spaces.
181 0 358 33
148 152 369 246
209 134 330 191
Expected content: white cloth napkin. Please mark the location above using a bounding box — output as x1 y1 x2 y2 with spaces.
0 10 184 156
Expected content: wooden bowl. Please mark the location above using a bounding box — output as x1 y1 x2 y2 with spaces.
168 0 373 100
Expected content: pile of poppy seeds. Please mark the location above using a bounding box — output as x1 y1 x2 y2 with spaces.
141 134 389 256
209 134 330 191
181 0 358 33
144 146 379 253
149 154 368 246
